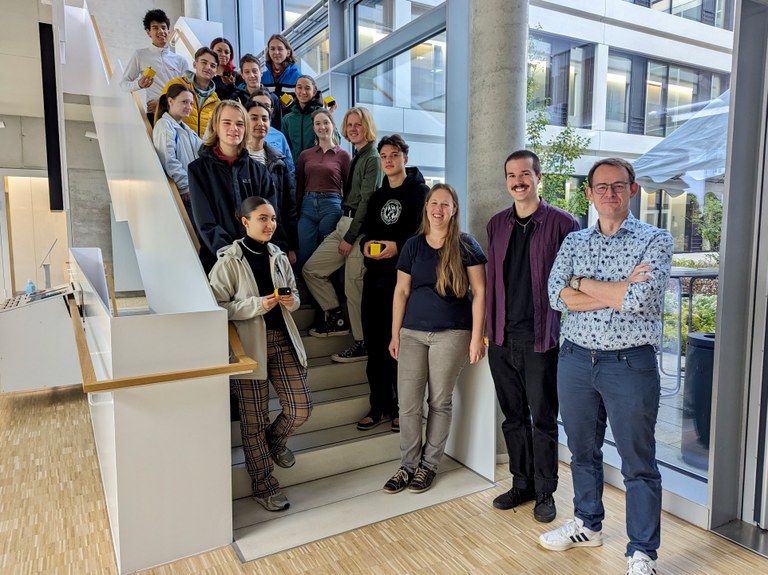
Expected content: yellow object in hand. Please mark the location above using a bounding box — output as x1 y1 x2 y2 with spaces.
143 66 157 78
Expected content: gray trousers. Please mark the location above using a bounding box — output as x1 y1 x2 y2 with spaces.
302 216 365 341
397 327 471 472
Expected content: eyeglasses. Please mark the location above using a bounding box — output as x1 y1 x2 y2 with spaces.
591 181 631 195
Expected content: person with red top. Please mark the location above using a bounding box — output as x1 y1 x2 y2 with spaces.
294 109 351 269
210 37 242 101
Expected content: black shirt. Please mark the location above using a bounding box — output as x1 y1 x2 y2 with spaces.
504 214 535 341
241 236 287 332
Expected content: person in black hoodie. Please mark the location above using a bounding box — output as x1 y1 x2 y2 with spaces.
356 134 429 433
188 100 278 271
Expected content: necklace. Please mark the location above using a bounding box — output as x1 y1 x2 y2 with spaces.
241 239 267 255
515 217 533 234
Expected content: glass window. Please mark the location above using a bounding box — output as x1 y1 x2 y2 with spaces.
355 0 443 51
294 28 330 76
606 54 632 132
353 31 447 180
645 61 666 137
528 33 594 128
283 0 319 28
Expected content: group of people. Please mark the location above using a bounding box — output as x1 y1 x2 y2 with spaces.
125 10 673 575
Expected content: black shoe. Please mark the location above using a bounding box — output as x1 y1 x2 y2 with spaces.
309 309 350 338
357 412 389 431
408 466 437 493
331 340 367 363
534 492 557 523
492 486 535 510
383 466 414 494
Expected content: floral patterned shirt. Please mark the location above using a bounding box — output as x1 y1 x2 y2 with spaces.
548 213 673 350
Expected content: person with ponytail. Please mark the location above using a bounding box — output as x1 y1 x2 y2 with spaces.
208 196 311 512
382 183 487 495
153 83 203 226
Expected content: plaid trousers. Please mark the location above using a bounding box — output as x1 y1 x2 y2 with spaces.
232 330 312 497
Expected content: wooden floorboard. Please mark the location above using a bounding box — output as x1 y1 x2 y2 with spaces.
2 387 767 574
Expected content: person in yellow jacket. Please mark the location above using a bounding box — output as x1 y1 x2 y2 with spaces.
157 47 220 136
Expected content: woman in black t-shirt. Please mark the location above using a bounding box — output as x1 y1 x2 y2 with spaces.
382 183 487 495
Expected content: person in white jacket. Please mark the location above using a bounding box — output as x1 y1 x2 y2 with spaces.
153 83 202 228
208 196 312 512
120 9 188 121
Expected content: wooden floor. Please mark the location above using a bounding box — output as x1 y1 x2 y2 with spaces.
2 387 767 574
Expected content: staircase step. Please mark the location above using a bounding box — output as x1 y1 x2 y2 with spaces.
306 356 368 392
232 457 493 561
292 307 316 331
302 332 356 358
231 425 400 499
231 383 371 446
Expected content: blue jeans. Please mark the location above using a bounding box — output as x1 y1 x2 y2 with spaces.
558 340 661 560
297 192 342 269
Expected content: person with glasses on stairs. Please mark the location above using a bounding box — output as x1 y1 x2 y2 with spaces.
209 196 312 512
383 183 486 494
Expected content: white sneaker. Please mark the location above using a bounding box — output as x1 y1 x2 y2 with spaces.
538 517 603 551
627 551 657 575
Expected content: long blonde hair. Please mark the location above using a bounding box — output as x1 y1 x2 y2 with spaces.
421 183 469 298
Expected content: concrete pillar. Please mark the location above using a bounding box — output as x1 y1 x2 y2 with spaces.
467 0 528 246
184 0 207 21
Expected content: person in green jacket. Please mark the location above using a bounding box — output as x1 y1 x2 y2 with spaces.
302 107 383 363
282 75 329 164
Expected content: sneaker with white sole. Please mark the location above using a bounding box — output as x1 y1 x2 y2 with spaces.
252 490 290 512
271 446 296 468
331 340 368 363
627 551 657 575
309 309 350 337
538 517 603 551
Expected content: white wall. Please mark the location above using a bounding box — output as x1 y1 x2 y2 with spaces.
6 177 69 293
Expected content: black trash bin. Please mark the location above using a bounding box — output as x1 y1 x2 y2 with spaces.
681 332 715 470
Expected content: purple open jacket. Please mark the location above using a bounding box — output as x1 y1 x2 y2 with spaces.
485 198 579 353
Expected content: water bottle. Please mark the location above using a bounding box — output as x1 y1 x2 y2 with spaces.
25 279 36 296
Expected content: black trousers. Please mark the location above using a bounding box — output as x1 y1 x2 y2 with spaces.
361 270 398 419
488 336 559 494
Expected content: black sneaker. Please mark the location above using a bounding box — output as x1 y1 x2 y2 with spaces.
492 486 535 510
408 466 437 493
309 309 350 338
331 340 367 363
383 466 414 494
534 492 557 523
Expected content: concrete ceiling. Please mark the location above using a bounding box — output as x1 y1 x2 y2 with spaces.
0 1 49 118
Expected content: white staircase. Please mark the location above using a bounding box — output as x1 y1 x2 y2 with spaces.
230 307 493 562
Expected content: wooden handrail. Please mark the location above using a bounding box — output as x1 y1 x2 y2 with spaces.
170 28 196 59
90 15 112 80
67 294 257 393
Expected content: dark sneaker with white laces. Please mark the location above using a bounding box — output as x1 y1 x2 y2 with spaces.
271 446 296 468
627 551 657 575
538 517 603 551
383 466 414 494
534 492 557 523
309 309 350 338
331 340 368 363
408 466 437 493
492 486 535 510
